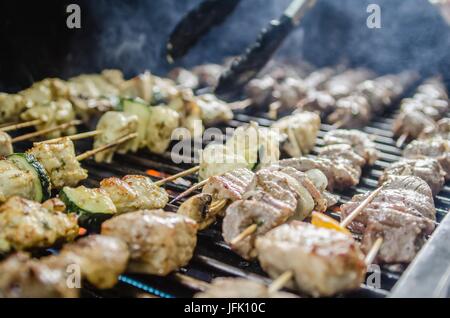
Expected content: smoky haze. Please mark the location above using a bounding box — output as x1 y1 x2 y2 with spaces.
0 0 449 91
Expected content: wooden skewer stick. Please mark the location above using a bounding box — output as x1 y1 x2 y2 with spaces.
340 186 384 228
11 120 83 143
76 133 138 161
364 237 384 266
169 178 209 204
332 120 344 130
0 119 44 132
396 133 409 148
174 273 210 291
34 130 103 145
228 98 253 110
230 224 258 246
154 166 200 187
268 271 293 294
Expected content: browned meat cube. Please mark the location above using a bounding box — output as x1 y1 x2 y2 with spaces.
202 168 254 202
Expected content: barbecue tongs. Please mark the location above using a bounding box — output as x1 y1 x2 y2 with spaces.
215 0 317 96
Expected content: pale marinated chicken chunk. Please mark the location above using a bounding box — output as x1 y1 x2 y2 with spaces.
69 73 121 99
0 131 13 157
194 278 299 298
0 197 79 253
102 210 198 276
272 111 320 157
146 106 180 154
94 111 139 163
100 175 169 213
20 99 77 138
196 94 233 125
28 138 88 189
0 93 25 124
0 160 36 203
42 235 129 289
255 222 366 297
0 252 78 298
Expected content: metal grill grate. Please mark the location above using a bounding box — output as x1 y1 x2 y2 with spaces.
12 95 450 298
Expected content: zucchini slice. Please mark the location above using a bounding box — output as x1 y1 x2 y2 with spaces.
59 186 117 229
121 98 150 151
7 153 51 202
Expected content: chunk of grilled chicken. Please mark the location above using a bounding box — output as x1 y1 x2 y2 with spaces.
245 76 277 107
0 197 79 253
0 160 37 204
416 77 448 100
194 277 299 298
0 252 78 298
69 72 121 100
202 168 255 202
403 137 450 179
319 144 366 168
100 175 169 214
379 158 445 195
196 94 233 126
323 129 379 165
94 111 139 163
42 235 129 289
361 208 435 264
271 111 320 157
0 93 26 124
400 97 448 121
20 99 77 138
223 199 291 260
101 210 198 276
28 137 88 189
146 105 181 154
0 131 13 157
255 221 366 297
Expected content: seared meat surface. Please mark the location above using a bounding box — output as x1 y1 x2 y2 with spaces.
28 138 88 189
0 131 13 157
256 222 366 297
0 197 79 253
0 160 35 203
379 158 445 195
100 175 168 213
202 168 254 202
323 129 379 165
102 210 197 276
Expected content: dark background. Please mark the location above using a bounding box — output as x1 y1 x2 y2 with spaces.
0 0 449 92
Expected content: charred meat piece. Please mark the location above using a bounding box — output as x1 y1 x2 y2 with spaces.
28 138 88 189
392 110 436 139
194 277 298 298
223 199 291 260
323 129 379 165
297 90 336 117
0 197 79 254
276 157 360 191
42 235 129 289
327 95 371 128
404 137 450 179
178 193 215 230
361 208 435 264
100 175 169 213
255 221 366 297
318 144 366 168
0 252 78 298
245 75 277 107
101 210 198 276
202 168 254 202
324 68 374 99
419 117 450 140
379 158 445 195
